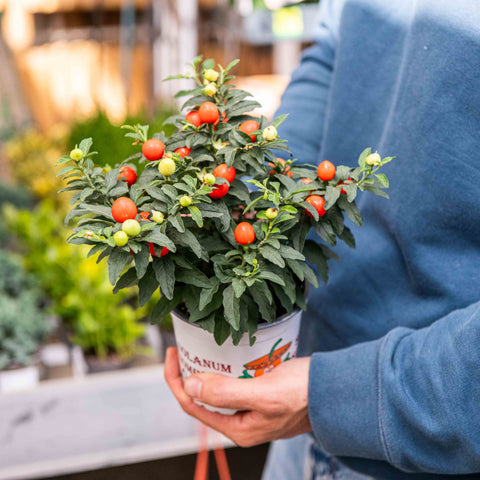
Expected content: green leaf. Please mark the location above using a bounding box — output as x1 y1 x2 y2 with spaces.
142 230 176 251
271 113 288 128
79 203 114 221
248 283 274 322
169 229 206 259
271 282 294 313
232 277 246 298
176 268 210 288
259 245 285 268
228 100 261 118
188 286 224 321
324 185 341 210
313 220 337 246
79 138 93 156
224 58 240 73
57 155 73 165
134 243 150 279
338 197 362 226
281 205 298 214
343 183 358 202
286 259 319 288
199 282 220 311
256 269 285 286
303 240 334 284
138 266 159 307
107 248 131 285
56 165 78 177
152 256 176 300
338 225 356 249
196 313 216 334
87 244 107 259
223 284 240 329
326 206 345 235
113 266 138 293
375 173 389 188
214 315 231 345
188 205 203 227
279 244 305 261
244 195 263 215
358 147 371 169
169 213 185 233
151 289 183 324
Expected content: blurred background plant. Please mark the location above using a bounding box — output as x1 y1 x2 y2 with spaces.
4 128 68 208
0 249 49 370
0 180 32 247
3 200 154 361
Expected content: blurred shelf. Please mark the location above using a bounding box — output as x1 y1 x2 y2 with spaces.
0 365 234 480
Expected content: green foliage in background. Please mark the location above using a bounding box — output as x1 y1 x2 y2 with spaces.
68 110 177 169
4 129 68 208
0 250 49 369
3 201 151 359
0 181 32 247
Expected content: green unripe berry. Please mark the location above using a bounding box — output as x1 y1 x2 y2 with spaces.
114 231 128 247
263 126 278 141
366 152 382 166
203 173 216 186
158 157 176 176
204 69 219 82
180 195 192 207
70 148 83 161
265 207 278 220
204 83 217 97
152 210 164 224
122 219 141 237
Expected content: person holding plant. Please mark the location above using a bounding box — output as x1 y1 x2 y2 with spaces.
165 0 480 478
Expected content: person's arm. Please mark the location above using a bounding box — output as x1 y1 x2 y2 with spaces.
309 300 480 474
274 0 344 163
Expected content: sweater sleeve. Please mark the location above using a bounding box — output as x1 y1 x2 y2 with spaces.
274 0 344 163
308 300 480 474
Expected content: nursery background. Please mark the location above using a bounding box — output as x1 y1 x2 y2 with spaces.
0 0 319 478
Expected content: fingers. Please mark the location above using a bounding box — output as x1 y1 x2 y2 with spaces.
164 348 265 444
184 373 263 411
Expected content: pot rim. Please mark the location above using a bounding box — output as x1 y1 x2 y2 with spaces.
172 307 302 331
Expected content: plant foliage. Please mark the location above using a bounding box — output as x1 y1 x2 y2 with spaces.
58 57 394 346
0 250 49 369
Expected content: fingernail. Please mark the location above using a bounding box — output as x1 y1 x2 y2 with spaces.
185 377 202 399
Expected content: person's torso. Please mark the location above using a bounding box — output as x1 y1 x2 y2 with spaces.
301 0 480 477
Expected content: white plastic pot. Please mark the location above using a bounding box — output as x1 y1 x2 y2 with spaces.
0 365 39 393
171 309 302 414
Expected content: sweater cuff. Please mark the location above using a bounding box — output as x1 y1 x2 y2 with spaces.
308 337 387 461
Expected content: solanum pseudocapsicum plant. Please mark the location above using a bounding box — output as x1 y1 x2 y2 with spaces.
57 57 394 346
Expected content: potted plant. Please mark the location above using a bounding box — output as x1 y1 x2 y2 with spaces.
0 250 50 392
57 57 393 410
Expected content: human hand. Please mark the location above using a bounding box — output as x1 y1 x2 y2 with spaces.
164 347 312 447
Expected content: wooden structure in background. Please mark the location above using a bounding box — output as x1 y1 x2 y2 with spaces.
0 0 312 131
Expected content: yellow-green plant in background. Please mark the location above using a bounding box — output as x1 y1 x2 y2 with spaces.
4 200 152 359
4 129 69 208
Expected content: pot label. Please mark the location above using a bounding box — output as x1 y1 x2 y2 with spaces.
177 342 233 377
238 338 294 378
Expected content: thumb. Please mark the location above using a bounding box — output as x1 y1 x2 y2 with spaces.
184 373 261 411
